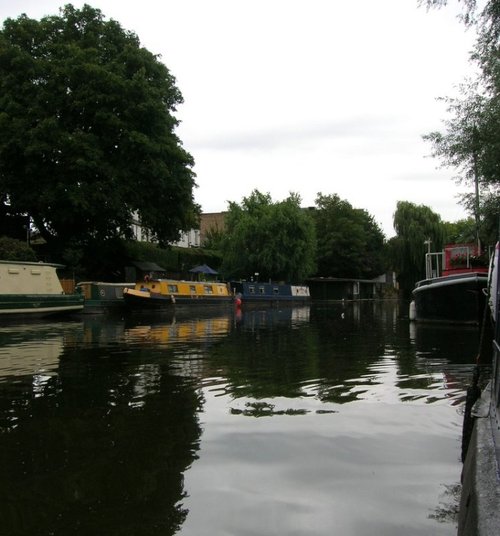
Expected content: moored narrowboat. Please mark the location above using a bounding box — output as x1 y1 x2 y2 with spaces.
230 281 310 304
0 260 84 317
76 281 135 314
123 278 233 310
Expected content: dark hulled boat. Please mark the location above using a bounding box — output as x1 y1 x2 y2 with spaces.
411 243 489 325
230 281 310 304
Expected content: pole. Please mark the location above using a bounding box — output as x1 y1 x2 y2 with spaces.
472 125 481 253
424 239 432 279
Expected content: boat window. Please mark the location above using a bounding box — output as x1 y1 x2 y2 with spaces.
450 246 471 263
249 286 255 294
168 284 178 293
190 285 196 293
204 285 213 294
217 287 225 294
259 287 265 294
273 287 279 294
451 246 470 256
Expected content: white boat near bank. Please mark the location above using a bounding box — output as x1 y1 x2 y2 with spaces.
0 260 84 317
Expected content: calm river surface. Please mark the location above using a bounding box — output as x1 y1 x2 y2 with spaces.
0 301 482 536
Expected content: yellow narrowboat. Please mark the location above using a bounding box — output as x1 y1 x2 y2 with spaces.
123 278 233 310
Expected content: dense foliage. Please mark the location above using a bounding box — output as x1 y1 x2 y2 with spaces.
220 190 316 282
0 236 37 261
314 193 386 279
421 0 500 245
125 240 222 277
442 217 478 243
0 4 198 262
389 201 444 296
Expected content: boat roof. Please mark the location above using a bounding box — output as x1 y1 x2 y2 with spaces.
0 260 65 268
76 281 134 286
150 279 226 284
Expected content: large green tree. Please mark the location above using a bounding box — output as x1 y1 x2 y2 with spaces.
220 190 316 282
422 86 499 247
0 4 198 256
314 193 386 279
421 0 500 243
442 217 478 243
389 201 444 296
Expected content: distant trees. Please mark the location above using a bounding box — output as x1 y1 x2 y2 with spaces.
0 5 198 264
314 193 386 279
442 217 478 244
215 190 388 283
220 190 316 282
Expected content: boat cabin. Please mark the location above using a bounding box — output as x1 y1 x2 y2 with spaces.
426 243 488 279
230 281 310 302
0 260 66 295
136 279 232 299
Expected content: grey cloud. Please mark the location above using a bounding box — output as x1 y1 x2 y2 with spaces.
188 115 413 152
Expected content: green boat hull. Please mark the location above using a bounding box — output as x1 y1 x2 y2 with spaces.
0 294 84 317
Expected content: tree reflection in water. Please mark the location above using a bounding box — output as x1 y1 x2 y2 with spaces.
0 320 202 536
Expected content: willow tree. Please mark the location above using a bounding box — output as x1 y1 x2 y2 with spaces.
0 4 198 262
389 201 444 296
221 190 316 282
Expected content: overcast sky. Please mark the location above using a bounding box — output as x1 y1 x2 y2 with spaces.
0 0 479 237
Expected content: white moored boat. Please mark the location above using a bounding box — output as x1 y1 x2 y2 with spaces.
0 260 84 317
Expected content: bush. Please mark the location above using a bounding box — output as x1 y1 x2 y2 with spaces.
0 236 37 261
124 241 223 277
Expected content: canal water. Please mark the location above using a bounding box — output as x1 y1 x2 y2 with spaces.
0 301 482 536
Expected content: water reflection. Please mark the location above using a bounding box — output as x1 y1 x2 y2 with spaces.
0 302 479 536
202 301 480 408
0 320 82 379
0 318 204 536
235 304 310 329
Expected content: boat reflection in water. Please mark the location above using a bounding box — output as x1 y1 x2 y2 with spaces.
409 321 483 363
235 304 310 329
124 314 232 346
0 320 83 386
409 321 483 407
120 304 312 346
